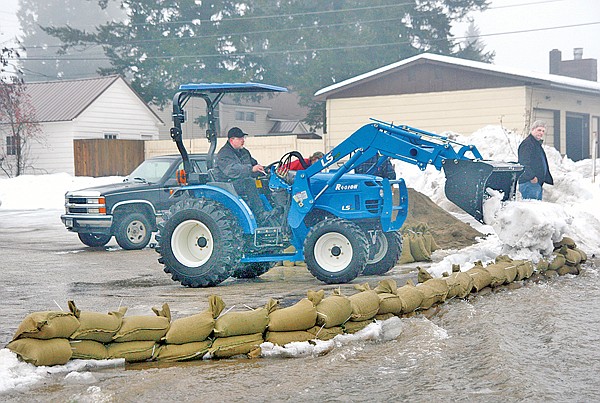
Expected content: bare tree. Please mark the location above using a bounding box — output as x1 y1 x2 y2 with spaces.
0 51 42 177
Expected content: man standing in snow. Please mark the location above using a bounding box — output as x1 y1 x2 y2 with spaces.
518 120 554 200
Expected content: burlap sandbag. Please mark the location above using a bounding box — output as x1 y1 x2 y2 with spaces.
153 340 212 362
209 333 264 358
268 297 317 332
69 340 108 360
557 265 572 276
375 313 396 321
574 247 587 263
467 266 492 292
377 293 403 315
445 271 474 299
12 310 80 341
348 284 380 322
68 301 127 343
554 236 576 249
214 300 275 338
342 319 374 334
265 330 314 346
396 280 423 313
307 325 344 341
424 232 439 252
563 248 582 266
112 303 171 342
165 295 225 344
417 278 449 309
548 254 566 271
409 233 431 262
514 260 534 281
484 263 510 287
398 234 415 264
107 340 156 363
493 257 518 283
315 290 352 328
7 338 72 366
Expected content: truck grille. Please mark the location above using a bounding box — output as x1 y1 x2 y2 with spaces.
65 196 106 215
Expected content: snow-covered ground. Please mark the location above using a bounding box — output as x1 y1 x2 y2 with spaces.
0 125 599 393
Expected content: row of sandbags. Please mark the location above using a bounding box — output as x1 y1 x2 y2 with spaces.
536 236 588 277
399 224 438 264
6 239 586 367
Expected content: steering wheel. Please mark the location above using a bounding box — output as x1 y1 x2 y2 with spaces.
268 151 307 183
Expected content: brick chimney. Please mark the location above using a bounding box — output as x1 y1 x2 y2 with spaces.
549 48 598 81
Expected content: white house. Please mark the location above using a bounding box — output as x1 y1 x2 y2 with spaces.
2 75 163 175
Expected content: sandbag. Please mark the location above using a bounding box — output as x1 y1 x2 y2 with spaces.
68 301 127 343
348 285 380 322
557 265 572 276
563 248 582 266
424 232 439 252
398 234 415 264
268 297 317 332
417 267 434 283
342 319 374 334
445 271 474 299
307 325 344 341
209 333 263 358
377 293 403 315
374 279 398 294
514 260 534 281
375 313 396 321
574 247 587 263
467 267 492 292
166 295 225 344
396 280 423 313
554 236 576 249
409 233 431 262
417 278 449 309
484 263 510 287
214 304 274 338
7 338 72 366
264 330 314 346
69 340 108 360
315 291 352 328
112 303 171 342
153 340 212 362
12 310 80 341
107 340 156 363
548 254 566 271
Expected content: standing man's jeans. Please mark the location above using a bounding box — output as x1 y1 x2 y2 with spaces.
519 181 543 200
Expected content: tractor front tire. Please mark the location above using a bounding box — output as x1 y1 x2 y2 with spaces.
156 199 242 287
78 233 111 247
362 231 402 276
231 262 276 279
304 218 368 284
115 212 153 250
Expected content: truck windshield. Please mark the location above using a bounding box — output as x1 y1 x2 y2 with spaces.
125 160 172 183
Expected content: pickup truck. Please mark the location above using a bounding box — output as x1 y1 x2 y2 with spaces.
61 154 208 249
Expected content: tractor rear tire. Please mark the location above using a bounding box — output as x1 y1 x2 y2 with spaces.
232 262 276 279
156 199 241 287
362 231 402 276
78 233 111 247
304 218 368 284
115 212 152 250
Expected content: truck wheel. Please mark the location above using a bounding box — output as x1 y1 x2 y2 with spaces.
232 262 276 279
304 218 368 284
115 212 152 250
362 231 402 276
78 233 111 247
156 199 242 287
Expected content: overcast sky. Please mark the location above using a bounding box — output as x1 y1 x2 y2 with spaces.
1 0 599 80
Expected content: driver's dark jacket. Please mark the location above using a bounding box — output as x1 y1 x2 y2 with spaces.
214 141 259 181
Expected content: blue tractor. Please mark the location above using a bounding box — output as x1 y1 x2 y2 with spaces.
155 83 523 287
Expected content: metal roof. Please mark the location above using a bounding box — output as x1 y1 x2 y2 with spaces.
23 75 121 122
314 53 600 99
178 82 288 94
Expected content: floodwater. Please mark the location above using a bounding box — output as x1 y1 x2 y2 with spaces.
1 209 599 402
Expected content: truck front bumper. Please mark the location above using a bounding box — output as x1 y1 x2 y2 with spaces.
61 214 113 235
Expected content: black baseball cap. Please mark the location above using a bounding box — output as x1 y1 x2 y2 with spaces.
228 127 247 138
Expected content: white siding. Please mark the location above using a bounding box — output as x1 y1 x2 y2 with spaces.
325 87 528 150
26 121 75 174
73 78 161 140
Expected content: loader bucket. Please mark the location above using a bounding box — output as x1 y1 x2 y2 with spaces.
442 159 523 223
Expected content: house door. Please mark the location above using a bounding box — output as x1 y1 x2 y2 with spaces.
565 113 589 162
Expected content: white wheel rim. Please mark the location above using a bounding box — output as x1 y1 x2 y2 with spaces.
367 232 388 264
171 219 213 267
314 232 353 273
126 220 147 243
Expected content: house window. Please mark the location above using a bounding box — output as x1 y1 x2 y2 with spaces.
104 132 118 139
235 111 256 122
6 136 17 155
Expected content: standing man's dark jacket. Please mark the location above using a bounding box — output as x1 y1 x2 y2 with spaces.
214 141 259 181
517 134 554 186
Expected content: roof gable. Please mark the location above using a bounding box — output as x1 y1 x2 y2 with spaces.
314 53 600 100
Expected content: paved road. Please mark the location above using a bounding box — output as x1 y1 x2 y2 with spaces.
0 209 417 345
